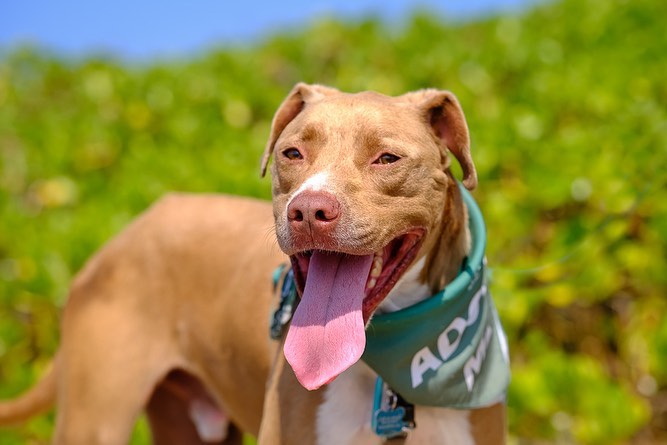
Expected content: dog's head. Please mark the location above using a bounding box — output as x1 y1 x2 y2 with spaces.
261 83 477 390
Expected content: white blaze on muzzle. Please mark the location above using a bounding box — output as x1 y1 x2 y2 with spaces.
286 171 331 209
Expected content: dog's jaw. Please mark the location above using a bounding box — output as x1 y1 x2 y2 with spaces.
289 228 425 324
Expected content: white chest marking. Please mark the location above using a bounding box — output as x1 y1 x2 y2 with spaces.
316 362 474 445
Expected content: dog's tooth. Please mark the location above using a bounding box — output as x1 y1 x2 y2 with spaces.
367 278 377 290
371 256 383 278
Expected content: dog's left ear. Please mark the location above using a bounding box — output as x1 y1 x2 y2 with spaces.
402 90 477 190
260 83 339 177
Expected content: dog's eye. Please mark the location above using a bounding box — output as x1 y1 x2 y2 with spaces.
282 148 303 161
374 153 401 165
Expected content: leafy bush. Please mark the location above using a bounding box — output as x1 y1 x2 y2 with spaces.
1 0 665 443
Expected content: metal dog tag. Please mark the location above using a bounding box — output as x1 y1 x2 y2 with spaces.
372 377 416 440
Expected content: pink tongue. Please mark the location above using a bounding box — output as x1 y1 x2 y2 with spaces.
284 251 373 390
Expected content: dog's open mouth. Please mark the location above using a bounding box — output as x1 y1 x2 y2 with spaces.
284 229 424 390
289 229 425 322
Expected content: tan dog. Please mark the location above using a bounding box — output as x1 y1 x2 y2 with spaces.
0 84 507 444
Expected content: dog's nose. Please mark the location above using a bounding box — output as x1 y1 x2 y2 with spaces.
288 191 340 234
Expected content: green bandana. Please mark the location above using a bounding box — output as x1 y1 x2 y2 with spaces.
362 186 510 409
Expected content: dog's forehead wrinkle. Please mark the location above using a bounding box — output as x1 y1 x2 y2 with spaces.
299 99 433 160
299 122 326 145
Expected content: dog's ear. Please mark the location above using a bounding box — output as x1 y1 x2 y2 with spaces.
260 83 339 177
402 89 477 190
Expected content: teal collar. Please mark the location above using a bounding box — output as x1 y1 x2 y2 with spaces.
362 185 510 409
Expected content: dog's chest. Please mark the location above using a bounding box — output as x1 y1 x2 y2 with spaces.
315 362 475 445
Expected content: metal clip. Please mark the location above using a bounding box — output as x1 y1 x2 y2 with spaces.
270 267 297 340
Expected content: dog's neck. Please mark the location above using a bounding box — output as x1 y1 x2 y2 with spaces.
379 180 470 313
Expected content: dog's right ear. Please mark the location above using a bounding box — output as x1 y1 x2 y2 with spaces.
260 83 338 177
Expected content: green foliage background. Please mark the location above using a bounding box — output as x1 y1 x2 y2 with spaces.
1 0 665 443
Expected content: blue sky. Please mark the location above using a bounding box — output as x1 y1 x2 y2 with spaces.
1 0 538 61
